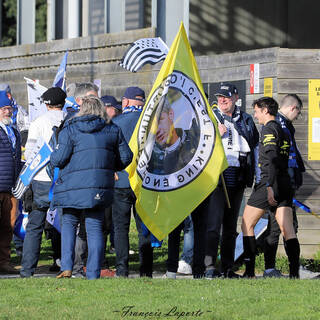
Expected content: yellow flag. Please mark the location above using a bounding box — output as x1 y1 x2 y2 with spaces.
127 23 228 240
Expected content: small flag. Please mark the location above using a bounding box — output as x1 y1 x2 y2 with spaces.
12 142 53 199
119 37 169 72
126 23 228 240
293 198 320 219
53 51 68 92
13 201 28 240
46 208 61 233
234 218 268 262
25 77 48 122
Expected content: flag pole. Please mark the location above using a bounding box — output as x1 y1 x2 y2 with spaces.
210 107 231 209
221 174 231 209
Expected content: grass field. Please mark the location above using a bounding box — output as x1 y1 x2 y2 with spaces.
2 222 320 320
1 277 320 320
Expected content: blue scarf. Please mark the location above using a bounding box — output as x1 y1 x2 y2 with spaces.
5 125 16 151
122 105 143 113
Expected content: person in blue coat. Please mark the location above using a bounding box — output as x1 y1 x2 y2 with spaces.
50 95 132 279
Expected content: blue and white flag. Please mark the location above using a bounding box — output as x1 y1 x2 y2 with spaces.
12 142 53 199
46 208 61 233
53 51 68 92
24 77 48 122
13 201 28 240
119 37 169 72
234 218 268 262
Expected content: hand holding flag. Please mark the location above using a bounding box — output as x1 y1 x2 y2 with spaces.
126 23 228 240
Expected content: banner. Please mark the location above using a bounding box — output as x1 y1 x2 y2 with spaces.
24 77 48 122
127 23 228 240
264 78 273 97
308 79 320 160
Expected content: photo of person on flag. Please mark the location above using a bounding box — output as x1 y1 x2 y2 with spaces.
147 94 200 175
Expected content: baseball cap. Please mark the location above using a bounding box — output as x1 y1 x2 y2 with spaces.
63 96 80 112
41 87 67 106
101 95 122 111
215 83 238 98
0 84 11 93
0 91 12 108
123 86 145 101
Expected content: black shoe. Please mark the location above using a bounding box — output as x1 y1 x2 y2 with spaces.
223 270 240 279
49 262 60 272
193 273 205 279
242 271 256 279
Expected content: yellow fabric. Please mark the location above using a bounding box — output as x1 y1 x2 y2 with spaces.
126 23 228 240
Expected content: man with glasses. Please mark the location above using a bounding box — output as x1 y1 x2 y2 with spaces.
0 91 22 274
112 86 154 277
263 94 305 277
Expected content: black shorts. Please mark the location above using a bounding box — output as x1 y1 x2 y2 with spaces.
247 178 293 211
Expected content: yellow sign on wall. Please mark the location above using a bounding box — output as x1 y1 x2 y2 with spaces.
264 78 273 97
308 80 320 160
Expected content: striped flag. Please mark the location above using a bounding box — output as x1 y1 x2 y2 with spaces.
119 37 169 73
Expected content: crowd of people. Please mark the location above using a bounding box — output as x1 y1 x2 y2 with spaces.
0 80 305 279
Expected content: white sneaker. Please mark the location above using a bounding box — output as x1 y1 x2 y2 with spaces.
177 260 192 275
162 271 176 279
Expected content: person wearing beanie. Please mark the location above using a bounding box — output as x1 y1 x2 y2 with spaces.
0 91 22 274
20 87 66 278
0 83 30 133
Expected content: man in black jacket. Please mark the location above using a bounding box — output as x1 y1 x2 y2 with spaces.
242 97 300 279
263 94 305 277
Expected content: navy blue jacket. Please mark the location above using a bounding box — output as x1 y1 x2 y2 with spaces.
0 126 22 192
276 112 305 189
112 111 141 188
50 115 133 209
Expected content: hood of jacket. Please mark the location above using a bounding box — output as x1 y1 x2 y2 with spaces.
66 114 107 133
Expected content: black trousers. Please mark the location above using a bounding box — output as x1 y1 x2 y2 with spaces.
167 194 210 277
205 185 244 273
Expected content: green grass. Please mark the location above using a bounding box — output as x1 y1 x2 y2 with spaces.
1 278 320 320
4 221 320 319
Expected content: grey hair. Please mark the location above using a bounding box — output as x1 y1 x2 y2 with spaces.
76 95 109 122
74 83 99 99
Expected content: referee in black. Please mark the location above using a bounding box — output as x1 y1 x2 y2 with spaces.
241 97 300 278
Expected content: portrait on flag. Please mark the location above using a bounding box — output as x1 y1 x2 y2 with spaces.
137 73 213 190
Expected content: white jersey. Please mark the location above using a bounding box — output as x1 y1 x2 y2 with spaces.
25 110 66 181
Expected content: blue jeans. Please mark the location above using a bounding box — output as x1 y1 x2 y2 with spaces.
180 215 194 265
61 207 104 279
20 180 51 277
112 188 153 277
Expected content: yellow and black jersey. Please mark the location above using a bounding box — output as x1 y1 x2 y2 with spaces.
258 120 290 187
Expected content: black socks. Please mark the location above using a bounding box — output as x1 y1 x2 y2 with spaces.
284 238 300 278
243 236 256 277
